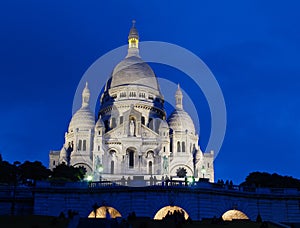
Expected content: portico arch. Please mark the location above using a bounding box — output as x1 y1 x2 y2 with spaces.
73 163 92 174
126 147 137 168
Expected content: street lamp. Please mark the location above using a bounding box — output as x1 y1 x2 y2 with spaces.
186 176 195 185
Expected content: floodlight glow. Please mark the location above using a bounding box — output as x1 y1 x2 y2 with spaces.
87 175 93 181
187 176 195 185
98 165 103 173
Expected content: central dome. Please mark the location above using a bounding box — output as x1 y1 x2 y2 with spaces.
109 56 159 91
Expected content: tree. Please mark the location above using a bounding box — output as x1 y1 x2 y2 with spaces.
0 160 17 184
240 172 300 189
19 161 51 185
51 163 86 181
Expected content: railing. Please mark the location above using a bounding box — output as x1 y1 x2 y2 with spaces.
33 180 300 196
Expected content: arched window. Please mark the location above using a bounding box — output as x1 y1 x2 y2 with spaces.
78 140 82 151
129 92 136 97
111 161 114 174
83 140 87 151
182 141 185 152
129 151 134 168
170 138 173 152
53 160 55 166
163 146 166 152
120 116 123 124
149 161 153 175
120 92 126 98
177 141 181 152
110 117 117 128
141 116 145 125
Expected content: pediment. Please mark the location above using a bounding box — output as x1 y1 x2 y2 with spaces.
141 125 159 138
104 124 124 139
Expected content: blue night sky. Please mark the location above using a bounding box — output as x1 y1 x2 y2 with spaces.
0 1 299 184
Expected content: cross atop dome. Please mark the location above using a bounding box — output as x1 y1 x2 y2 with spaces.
127 20 140 57
82 82 90 108
175 84 183 110
128 19 139 41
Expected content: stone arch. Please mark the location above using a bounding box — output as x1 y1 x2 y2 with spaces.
73 163 92 173
88 206 122 218
215 199 255 220
170 164 193 177
109 149 117 157
154 205 189 220
148 192 194 220
107 147 119 154
221 209 249 221
146 150 154 158
84 195 128 219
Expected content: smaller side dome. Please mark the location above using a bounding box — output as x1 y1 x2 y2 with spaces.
68 82 95 132
167 85 196 134
159 120 169 129
95 116 105 128
59 146 69 164
68 108 95 132
167 109 195 134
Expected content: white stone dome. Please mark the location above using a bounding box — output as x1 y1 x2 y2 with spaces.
167 109 195 134
68 107 95 132
108 56 160 91
159 120 169 129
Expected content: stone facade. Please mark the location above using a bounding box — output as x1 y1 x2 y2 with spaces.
49 21 214 182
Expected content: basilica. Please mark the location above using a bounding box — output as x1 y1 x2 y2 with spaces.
49 21 214 183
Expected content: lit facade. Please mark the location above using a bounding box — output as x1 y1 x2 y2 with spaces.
49 22 214 182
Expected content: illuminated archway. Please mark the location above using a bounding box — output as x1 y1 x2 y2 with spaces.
88 206 122 218
222 209 249 221
154 205 189 220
